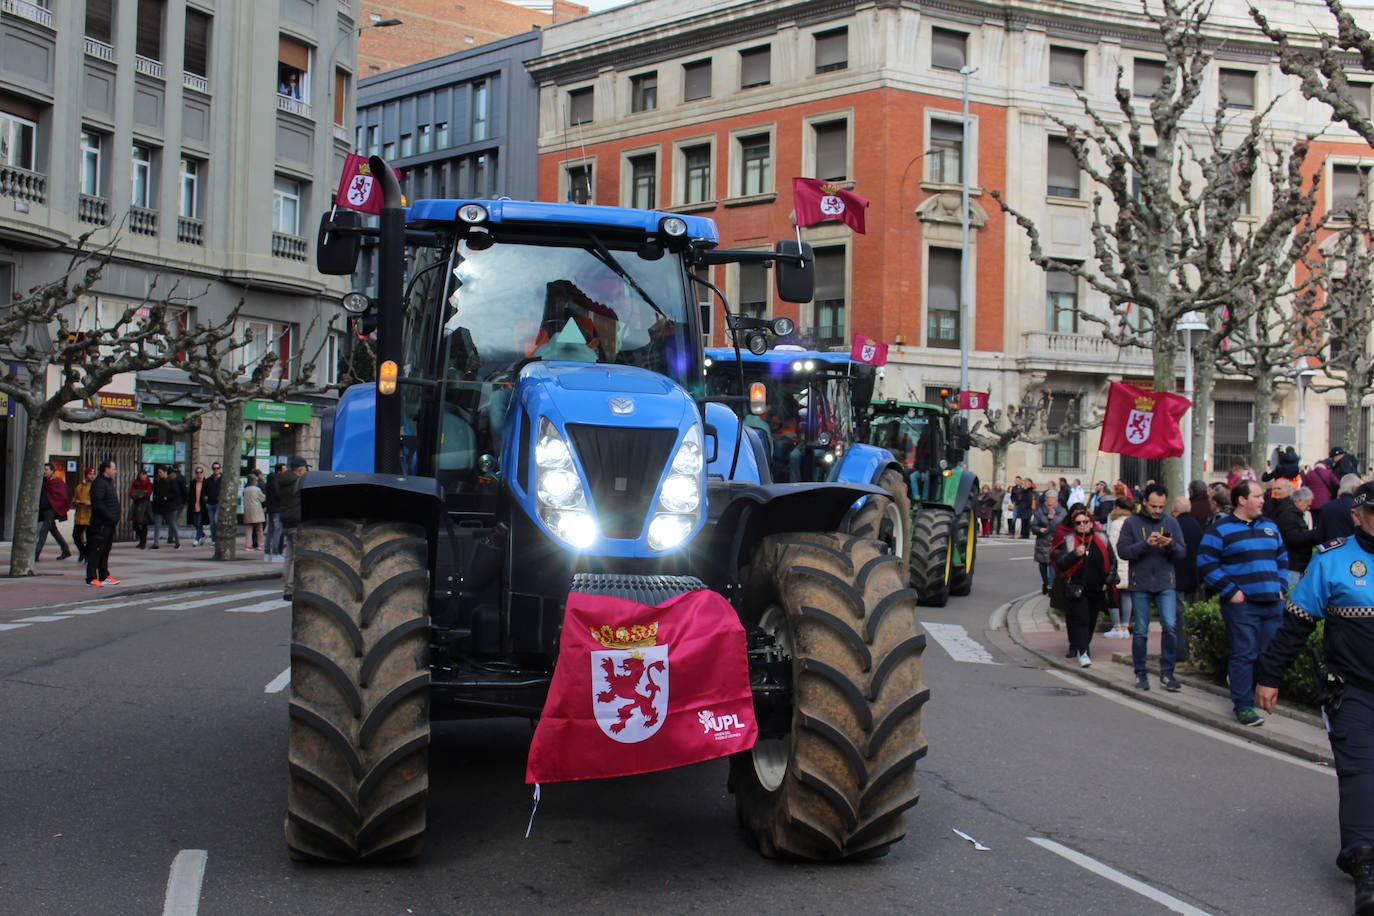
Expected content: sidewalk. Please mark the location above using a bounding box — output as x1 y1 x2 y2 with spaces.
0 531 281 612
1005 592 1335 766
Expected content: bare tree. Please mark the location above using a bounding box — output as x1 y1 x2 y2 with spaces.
969 384 1105 486
991 0 1317 496
0 239 236 577
1315 187 1374 459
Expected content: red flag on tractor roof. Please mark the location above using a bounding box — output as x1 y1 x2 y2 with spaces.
335 153 402 215
793 178 869 234
1098 381 1192 459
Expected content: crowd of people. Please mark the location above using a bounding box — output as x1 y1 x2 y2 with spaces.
31 457 311 600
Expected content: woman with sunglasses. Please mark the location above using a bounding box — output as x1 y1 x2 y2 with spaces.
1051 508 1119 667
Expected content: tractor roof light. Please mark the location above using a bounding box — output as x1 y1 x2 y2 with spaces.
771 316 795 337
378 360 398 395
749 382 768 415
660 216 688 237
458 203 489 224
341 292 370 314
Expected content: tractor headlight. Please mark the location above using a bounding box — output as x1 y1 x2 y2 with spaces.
648 425 702 549
659 474 700 513
648 513 694 551
535 419 597 548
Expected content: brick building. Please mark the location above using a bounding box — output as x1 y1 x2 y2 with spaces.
529 0 1374 486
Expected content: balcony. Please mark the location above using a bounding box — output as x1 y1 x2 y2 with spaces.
271 232 308 261
183 72 209 93
135 55 163 78
84 37 114 62
79 194 110 225
337 0 353 17
0 164 46 204
177 216 204 245
130 206 158 236
277 94 311 118
332 123 349 143
2 0 53 28
1019 330 1185 375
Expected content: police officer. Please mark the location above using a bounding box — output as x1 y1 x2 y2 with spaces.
1257 480 1374 916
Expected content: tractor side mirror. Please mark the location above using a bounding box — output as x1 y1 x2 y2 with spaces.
951 415 972 451
774 240 814 303
317 209 363 275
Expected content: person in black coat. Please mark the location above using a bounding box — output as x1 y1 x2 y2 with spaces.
1331 447 1360 480
151 466 182 548
204 462 223 532
86 459 121 585
1317 474 1363 544
1170 497 1205 603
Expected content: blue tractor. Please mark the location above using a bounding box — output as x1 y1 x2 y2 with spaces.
292 162 928 863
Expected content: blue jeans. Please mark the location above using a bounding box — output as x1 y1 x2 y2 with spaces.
1221 597 1283 712
1130 589 1178 677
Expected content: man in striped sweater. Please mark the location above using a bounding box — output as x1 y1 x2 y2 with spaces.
1197 478 1289 727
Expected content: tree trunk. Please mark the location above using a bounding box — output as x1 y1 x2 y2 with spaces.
8 409 53 577
1250 369 1275 475
991 445 1006 488
213 401 244 561
1153 324 1184 498
1346 381 1367 461
1191 353 1216 482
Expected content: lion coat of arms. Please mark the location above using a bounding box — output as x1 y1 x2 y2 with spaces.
589 622 669 744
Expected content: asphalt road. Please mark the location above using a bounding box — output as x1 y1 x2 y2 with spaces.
0 540 1351 915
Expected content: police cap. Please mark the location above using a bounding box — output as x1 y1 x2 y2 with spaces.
1352 481 1374 509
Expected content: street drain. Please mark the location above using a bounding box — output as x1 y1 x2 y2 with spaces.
1011 685 1087 697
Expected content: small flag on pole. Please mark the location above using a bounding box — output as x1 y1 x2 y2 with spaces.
850 334 888 366
793 178 869 233
1098 381 1191 459
958 391 989 410
335 153 402 215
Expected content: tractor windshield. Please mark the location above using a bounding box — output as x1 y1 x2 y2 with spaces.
868 410 942 471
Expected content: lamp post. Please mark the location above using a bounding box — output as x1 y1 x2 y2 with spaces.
1293 362 1317 458
958 65 977 413
326 16 402 133
1177 311 1207 480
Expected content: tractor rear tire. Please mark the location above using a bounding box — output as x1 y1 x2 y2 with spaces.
845 467 911 562
910 507 955 607
731 532 928 860
948 506 977 598
284 519 431 863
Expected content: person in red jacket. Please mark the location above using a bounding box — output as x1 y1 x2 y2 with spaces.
36 462 72 561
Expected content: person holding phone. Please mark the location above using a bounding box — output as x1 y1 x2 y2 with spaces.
1115 483 1187 692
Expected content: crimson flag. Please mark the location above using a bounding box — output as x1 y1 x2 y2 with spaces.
793 178 869 233
335 153 401 215
850 334 888 366
526 589 757 784
958 391 989 410
1098 381 1192 459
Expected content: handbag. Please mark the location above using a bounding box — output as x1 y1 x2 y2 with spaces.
1064 581 1084 600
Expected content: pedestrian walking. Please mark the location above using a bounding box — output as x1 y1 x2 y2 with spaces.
35 462 73 561
1257 480 1374 916
86 459 121 586
128 470 153 548
187 465 211 546
1001 485 1015 536
151 466 182 549
1275 483 1320 589
71 466 95 563
1197 478 1288 726
1016 480 1036 539
205 462 223 540
1031 490 1065 595
264 462 288 560
241 474 266 550
1051 507 1118 667
1320 474 1365 544
1116 484 1187 692
990 482 1006 536
280 457 309 600
977 484 997 537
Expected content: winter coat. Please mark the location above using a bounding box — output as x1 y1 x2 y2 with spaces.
241 484 266 524
1317 493 1357 544
265 471 288 513
204 473 223 508
128 478 154 525
1115 512 1187 593
1031 504 1066 564
90 475 120 527
977 491 997 521
1172 511 1205 594
1274 497 1320 573
72 480 93 526
1001 492 1015 520
1305 461 1339 510
39 476 70 521
153 475 184 514
279 474 304 527
1333 452 1360 479
1107 514 1132 584
1051 529 1118 594
1262 447 1302 488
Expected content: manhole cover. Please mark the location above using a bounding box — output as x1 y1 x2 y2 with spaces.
1011 685 1086 697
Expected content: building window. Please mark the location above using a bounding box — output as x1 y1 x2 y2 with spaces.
1351 82 1372 122
740 45 770 89
334 70 348 126
1042 393 1082 468
273 176 302 235
1329 404 1371 456
383 141 395 160
325 332 341 385
691 266 712 342
436 121 449 148
1050 46 1085 88
927 247 960 349
814 28 848 74
184 9 211 78
1130 145 1158 200
812 119 848 182
739 133 770 196
365 125 379 156
629 154 656 210
738 261 767 320
567 163 592 204
399 133 414 157
1219 68 1255 109
1332 164 1371 213
683 144 712 204
179 157 201 218
1212 400 1254 472
137 0 164 61
928 118 963 184
1047 136 1080 198
418 123 432 153
631 72 658 112
278 35 311 101
683 60 711 101
812 247 846 347
1134 58 1165 98
568 87 593 126
931 27 967 71
1046 266 1079 333
80 130 103 195
131 144 154 207
86 0 113 44
0 103 38 170
472 80 489 141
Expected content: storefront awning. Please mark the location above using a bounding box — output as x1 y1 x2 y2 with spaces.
58 417 147 436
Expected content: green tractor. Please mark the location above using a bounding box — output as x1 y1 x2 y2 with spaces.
861 397 979 607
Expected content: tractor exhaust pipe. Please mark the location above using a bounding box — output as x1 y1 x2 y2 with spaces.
371 156 405 475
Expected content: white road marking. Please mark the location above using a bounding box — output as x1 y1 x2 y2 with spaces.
161 848 207 916
225 598 288 614
14 615 73 623
1045 669 1334 776
0 623 33 632
923 622 1002 665
57 598 158 615
155 589 278 611
265 667 291 694
1028 837 1212 915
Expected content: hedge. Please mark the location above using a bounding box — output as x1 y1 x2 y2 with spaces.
1182 597 1325 708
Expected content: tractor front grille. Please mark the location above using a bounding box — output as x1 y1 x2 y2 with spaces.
566 424 678 540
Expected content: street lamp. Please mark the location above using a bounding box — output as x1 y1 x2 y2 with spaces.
1177 310 1207 480
326 16 403 133
958 65 977 415
1291 360 1317 458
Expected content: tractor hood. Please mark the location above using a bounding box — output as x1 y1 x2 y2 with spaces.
516 362 696 429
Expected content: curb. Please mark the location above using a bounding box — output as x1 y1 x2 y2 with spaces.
1000 592 1334 766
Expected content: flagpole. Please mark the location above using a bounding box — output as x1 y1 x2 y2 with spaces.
958 65 977 417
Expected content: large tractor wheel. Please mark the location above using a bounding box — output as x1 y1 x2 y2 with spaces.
845 467 912 562
731 532 928 860
285 519 431 863
910 507 955 607
948 504 977 598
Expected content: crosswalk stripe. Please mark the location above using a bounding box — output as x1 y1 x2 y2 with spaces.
15 615 74 623
0 623 33 631
154 589 279 611
226 598 289 614
923 622 1002 664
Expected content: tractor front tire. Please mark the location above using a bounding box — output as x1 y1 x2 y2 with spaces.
845 468 912 563
731 532 928 860
285 519 431 863
910 507 955 607
948 506 977 598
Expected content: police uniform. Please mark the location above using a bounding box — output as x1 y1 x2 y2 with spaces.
1258 482 1374 914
